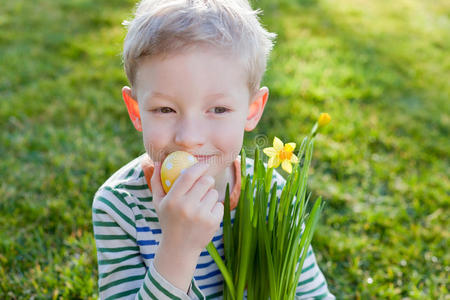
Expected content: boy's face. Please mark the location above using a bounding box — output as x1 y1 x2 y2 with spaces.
123 45 268 179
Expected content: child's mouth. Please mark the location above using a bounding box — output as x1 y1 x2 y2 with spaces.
194 154 214 162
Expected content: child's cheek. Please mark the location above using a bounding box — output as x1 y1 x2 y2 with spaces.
218 123 244 148
143 128 170 162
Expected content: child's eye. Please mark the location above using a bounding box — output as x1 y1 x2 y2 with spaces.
154 107 175 114
211 107 230 114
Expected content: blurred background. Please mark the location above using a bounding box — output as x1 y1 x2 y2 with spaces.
0 0 448 298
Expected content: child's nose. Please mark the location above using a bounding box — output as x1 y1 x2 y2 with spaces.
174 117 206 149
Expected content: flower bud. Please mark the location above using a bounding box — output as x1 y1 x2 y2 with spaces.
318 113 331 128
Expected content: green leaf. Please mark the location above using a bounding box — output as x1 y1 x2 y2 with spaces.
240 147 247 187
206 242 235 300
223 184 233 274
268 182 278 232
236 175 253 300
264 167 274 194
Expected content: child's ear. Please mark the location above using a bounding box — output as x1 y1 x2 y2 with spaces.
122 86 142 132
245 87 269 131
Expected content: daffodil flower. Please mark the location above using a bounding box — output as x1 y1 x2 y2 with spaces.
263 136 299 173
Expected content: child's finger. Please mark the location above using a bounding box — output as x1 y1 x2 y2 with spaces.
185 175 215 204
150 161 165 208
168 163 210 199
199 188 219 213
210 201 224 225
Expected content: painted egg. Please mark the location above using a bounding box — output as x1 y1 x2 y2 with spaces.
161 151 198 193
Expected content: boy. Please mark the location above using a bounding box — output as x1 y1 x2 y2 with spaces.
92 0 335 299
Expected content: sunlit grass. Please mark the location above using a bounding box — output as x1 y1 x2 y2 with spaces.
1 0 448 298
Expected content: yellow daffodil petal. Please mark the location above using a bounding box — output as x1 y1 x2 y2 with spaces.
285 143 296 152
267 156 275 168
281 160 292 173
268 155 281 169
273 136 284 151
290 153 299 164
263 147 278 157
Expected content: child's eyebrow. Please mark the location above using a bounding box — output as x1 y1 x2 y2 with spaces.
205 92 232 101
148 91 176 101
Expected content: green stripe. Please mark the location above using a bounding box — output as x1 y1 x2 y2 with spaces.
117 183 149 190
99 253 140 265
298 270 319 286
138 196 153 202
98 246 139 253
191 279 205 299
296 281 326 297
103 186 136 211
301 261 315 273
100 274 145 292
94 234 136 242
143 283 159 300
96 196 136 229
149 268 182 300
206 290 223 299
105 288 140 300
100 263 143 278
138 293 144 300
137 204 157 213
138 170 145 178
312 292 331 299
93 209 107 214
94 221 120 227
135 214 159 222
125 168 135 179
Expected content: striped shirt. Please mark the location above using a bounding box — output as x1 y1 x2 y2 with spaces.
92 153 335 299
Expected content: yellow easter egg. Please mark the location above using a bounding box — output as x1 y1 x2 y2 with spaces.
161 151 198 193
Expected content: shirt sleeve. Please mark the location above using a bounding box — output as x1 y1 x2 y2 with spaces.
294 245 335 300
92 187 204 300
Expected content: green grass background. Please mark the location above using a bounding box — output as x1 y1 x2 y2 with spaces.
0 0 448 298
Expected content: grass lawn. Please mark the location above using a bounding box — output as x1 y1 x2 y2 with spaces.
0 0 448 298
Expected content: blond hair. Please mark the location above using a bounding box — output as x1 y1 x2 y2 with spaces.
122 0 276 95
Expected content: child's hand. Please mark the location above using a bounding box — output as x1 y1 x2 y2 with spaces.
151 161 224 253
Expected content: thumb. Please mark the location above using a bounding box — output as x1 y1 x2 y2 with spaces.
150 161 165 211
